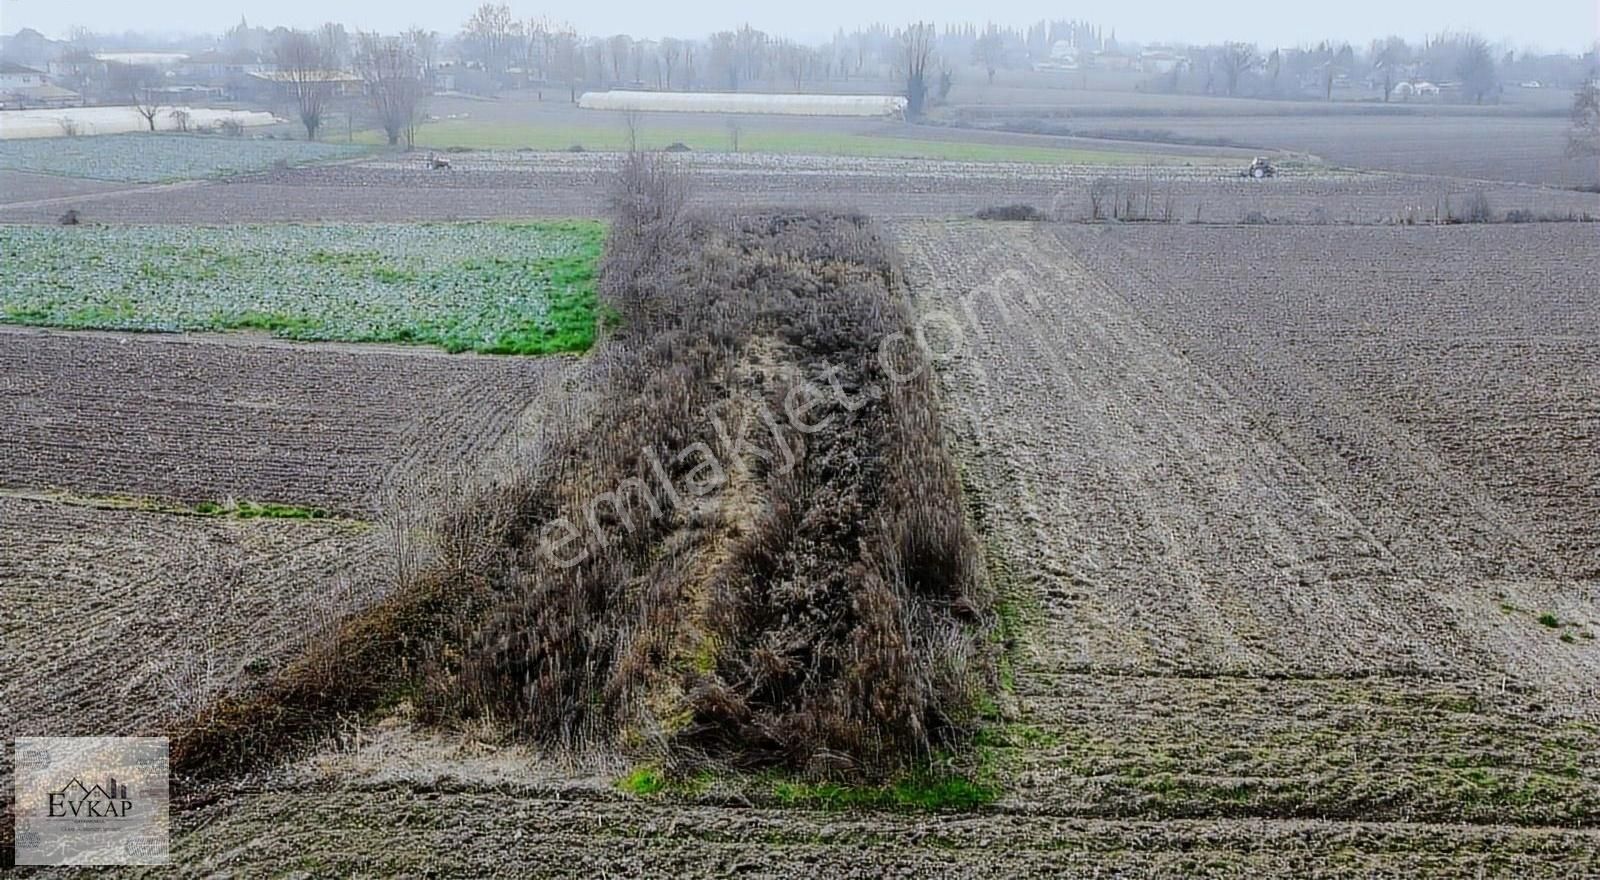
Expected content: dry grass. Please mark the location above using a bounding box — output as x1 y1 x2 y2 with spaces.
172 153 994 784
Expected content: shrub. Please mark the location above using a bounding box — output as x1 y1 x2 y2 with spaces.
975 204 1046 221
171 153 994 784
1451 191 1494 224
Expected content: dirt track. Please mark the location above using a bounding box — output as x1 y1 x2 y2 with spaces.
1 151 1594 224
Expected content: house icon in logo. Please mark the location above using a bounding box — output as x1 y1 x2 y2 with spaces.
48 776 134 819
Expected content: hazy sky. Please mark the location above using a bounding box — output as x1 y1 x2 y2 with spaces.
2 0 1596 52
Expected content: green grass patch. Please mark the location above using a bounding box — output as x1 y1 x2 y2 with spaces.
192 500 333 520
769 772 997 811
0 221 604 356
6 489 354 523
365 120 1208 166
617 765 670 796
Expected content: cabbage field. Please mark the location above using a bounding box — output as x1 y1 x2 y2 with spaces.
0 132 370 183
0 220 604 354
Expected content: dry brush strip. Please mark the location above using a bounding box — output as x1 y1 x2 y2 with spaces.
172 155 995 784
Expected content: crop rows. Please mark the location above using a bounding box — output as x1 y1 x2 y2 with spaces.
0 329 571 515
0 132 368 183
0 220 604 354
0 495 382 741
892 219 1600 829
1059 222 1600 587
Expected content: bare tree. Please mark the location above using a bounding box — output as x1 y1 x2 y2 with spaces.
1455 36 1497 104
405 27 439 82
133 85 163 132
734 24 767 85
710 31 738 89
658 38 682 90
1569 82 1600 157
1371 36 1410 102
900 22 935 118
275 30 337 140
552 28 582 102
776 40 809 91
462 3 517 78
608 34 632 83
973 26 1004 85
1214 42 1258 97
114 63 163 131
357 32 426 147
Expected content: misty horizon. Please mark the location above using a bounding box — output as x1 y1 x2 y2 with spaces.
2 0 1597 55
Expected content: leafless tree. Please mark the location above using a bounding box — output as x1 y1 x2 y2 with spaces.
734 24 766 84
973 27 1004 85
900 21 935 118
659 38 683 90
405 27 439 82
552 28 582 101
357 32 426 147
607 34 632 83
114 63 163 131
621 108 644 151
168 108 191 132
1370 36 1409 102
275 30 338 140
462 3 517 78
710 31 738 89
776 40 809 91
1569 82 1600 157
1454 36 1497 104
1213 42 1257 97
133 86 163 132
726 118 742 152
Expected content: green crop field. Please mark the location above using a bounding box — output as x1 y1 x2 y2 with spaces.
364 120 1196 165
0 221 604 355
0 133 372 183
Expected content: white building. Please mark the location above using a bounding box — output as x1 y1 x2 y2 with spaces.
0 61 48 91
579 91 907 118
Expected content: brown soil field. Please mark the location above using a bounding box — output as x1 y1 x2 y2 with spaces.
1033 115 1600 188
116 786 1600 877
893 221 1600 822
0 496 380 741
1059 223 1600 588
0 328 569 515
55 218 1598 878
0 171 133 206
2 151 1593 225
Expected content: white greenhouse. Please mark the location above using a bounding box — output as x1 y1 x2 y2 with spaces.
578 91 907 118
0 106 280 139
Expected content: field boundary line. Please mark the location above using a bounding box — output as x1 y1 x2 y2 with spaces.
0 487 369 526
0 178 213 214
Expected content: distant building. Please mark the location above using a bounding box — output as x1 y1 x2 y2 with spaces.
0 61 82 110
0 60 47 91
1138 50 1183 74
242 69 362 104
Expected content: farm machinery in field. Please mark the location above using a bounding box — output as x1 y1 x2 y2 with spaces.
1242 156 1277 178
